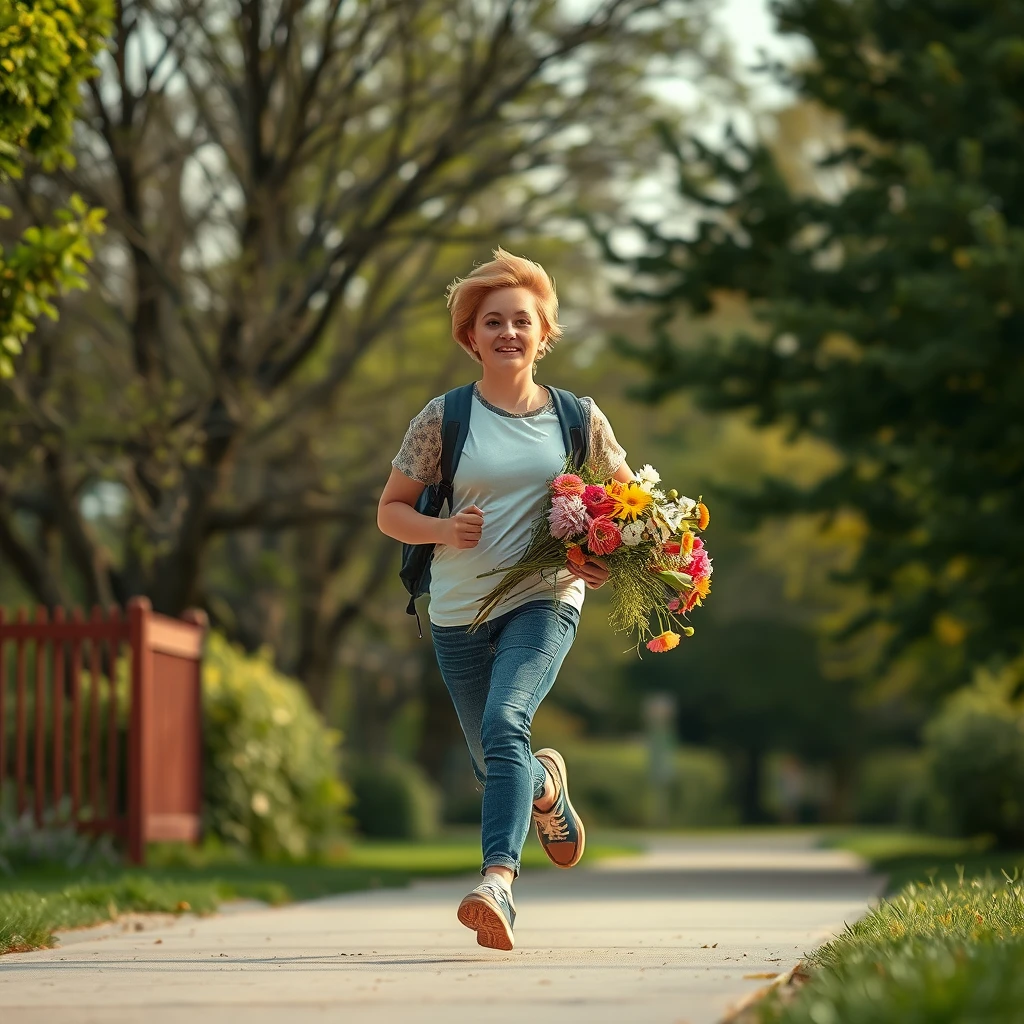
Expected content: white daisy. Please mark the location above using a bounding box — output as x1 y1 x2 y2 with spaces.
620 521 646 547
634 464 661 492
676 495 697 515
657 502 686 532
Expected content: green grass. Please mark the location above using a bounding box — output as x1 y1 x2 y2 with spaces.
758 873 1024 1024
755 832 1024 1023
0 833 641 956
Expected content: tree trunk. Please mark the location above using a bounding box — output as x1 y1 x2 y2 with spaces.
738 745 766 824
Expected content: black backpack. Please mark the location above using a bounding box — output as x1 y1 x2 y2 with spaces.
400 383 590 636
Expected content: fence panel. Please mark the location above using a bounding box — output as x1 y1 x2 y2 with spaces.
0 597 205 863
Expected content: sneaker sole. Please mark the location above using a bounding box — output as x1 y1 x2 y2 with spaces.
457 891 515 951
534 747 586 869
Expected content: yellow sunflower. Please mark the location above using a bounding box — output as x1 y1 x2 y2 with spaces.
610 482 653 522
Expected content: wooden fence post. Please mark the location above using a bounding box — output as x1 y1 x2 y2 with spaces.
127 597 152 865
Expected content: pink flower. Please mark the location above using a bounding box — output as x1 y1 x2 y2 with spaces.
552 473 586 497
582 485 616 517
587 515 622 556
667 596 681 613
688 548 711 581
548 494 591 539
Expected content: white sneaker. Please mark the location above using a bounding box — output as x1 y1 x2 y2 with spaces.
457 878 517 951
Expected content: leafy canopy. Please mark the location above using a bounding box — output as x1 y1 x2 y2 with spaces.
0 0 111 377
611 0 1024 679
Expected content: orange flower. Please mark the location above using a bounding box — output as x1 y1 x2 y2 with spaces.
646 630 681 653
697 502 710 530
566 545 587 567
606 480 624 497
683 575 712 611
681 531 695 556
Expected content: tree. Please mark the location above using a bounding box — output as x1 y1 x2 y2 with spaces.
0 0 111 378
0 0 723 706
609 0 1024 685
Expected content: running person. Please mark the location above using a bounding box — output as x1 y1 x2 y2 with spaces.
377 249 632 950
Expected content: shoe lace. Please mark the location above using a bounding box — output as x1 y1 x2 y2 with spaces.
535 806 569 842
479 881 513 912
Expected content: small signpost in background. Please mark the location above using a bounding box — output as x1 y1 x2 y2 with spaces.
644 692 677 828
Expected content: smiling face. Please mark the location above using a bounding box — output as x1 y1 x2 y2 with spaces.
466 287 547 373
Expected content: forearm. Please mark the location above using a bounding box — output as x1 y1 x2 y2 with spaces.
377 500 449 545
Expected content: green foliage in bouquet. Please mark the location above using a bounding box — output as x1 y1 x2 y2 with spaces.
202 634 351 859
607 540 673 638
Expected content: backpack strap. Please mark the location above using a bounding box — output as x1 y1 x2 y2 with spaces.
547 387 589 471
438 382 475 511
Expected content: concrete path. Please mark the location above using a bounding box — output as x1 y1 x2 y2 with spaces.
1 833 883 1024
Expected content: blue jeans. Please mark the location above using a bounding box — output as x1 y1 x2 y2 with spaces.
431 599 580 878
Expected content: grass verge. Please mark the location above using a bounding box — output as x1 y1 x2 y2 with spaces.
0 834 640 956
752 832 1024 1023
757 872 1024 1023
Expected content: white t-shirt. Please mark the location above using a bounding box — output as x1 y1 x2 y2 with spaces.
392 384 627 627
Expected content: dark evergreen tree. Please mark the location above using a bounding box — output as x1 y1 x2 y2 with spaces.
612 0 1024 680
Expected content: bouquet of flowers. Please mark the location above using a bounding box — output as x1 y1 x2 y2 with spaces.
470 462 711 653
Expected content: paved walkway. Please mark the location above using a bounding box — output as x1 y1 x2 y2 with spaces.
1 833 882 1024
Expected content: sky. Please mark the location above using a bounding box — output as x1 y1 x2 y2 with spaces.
718 0 785 71
714 0 807 108
610 0 806 237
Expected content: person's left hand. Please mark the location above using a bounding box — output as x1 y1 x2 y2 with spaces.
566 556 609 589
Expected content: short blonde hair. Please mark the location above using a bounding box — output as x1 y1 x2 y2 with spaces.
446 247 563 363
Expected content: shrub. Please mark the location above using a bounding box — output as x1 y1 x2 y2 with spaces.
202 634 351 858
0 807 119 875
557 740 735 828
853 748 932 828
347 757 441 840
924 664 1024 848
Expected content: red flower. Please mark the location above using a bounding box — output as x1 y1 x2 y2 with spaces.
582 484 616 517
587 516 622 556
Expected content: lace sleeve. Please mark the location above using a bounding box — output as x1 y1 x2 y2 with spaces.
581 397 627 481
391 396 445 486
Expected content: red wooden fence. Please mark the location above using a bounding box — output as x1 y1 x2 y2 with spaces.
0 597 206 864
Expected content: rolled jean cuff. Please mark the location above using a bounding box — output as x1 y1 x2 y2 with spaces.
481 855 520 878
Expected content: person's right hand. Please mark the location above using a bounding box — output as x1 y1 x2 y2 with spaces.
444 505 484 548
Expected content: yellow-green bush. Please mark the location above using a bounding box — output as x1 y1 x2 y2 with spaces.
202 634 351 858
924 663 1024 848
